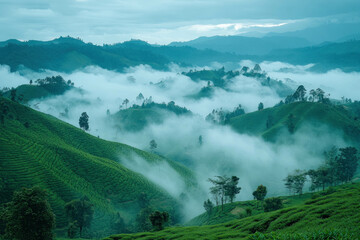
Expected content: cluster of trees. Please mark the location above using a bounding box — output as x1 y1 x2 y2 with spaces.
65 197 94 238
0 187 55 240
135 193 170 232
204 181 282 216
284 146 359 195
206 104 245 124
35 75 74 95
280 85 331 106
120 93 190 116
207 176 241 210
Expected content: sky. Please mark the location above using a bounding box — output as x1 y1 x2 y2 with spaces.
1 0 360 44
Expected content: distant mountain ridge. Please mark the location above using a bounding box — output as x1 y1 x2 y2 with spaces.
170 35 311 55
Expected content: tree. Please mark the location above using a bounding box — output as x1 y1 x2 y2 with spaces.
136 93 144 102
149 139 157 150
263 197 283 212
0 101 9 125
252 185 267 208
65 197 94 237
225 176 241 203
149 211 169 231
258 102 264 111
30 79 33 85
3 187 55 240
286 114 295 134
335 147 358 183
123 98 129 108
79 112 89 131
203 199 214 215
292 170 307 195
208 176 230 210
136 207 153 232
293 85 306 101
283 174 294 195
10 88 16 102
309 89 316 102
198 135 203 146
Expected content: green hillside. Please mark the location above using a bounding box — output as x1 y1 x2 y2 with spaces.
105 183 360 239
185 193 312 227
0 97 196 235
229 101 360 143
111 102 191 132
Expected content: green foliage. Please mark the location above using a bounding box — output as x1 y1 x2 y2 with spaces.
0 97 195 235
253 185 267 202
3 186 55 240
135 207 153 232
149 211 169 231
229 101 360 144
249 229 357 240
203 199 214 215
106 183 360 240
79 112 89 131
335 147 358 183
263 197 283 212
65 197 94 237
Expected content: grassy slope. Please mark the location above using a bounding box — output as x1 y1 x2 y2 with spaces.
0 97 196 230
185 193 312 227
105 183 360 240
229 102 360 143
111 108 165 132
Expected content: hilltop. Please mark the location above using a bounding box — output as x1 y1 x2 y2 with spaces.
0 97 196 236
0 37 240 73
105 183 360 239
229 101 360 144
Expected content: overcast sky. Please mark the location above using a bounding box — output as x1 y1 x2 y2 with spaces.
1 0 360 44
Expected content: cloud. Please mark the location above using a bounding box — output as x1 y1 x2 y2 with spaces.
1 0 360 44
1 62 356 219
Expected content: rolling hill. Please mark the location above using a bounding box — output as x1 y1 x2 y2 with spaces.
170 35 311 55
0 97 196 236
229 101 360 144
0 37 241 73
104 182 360 239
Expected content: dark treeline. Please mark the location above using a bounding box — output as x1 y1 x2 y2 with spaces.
284 146 359 195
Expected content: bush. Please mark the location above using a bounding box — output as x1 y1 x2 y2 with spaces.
263 197 283 212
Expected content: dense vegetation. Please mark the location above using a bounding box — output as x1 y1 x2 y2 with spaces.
105 182 360 239
111 99 191 132
0 37 240 73
0 97 196 238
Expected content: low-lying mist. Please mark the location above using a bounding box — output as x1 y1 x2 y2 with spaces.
0 61 357 220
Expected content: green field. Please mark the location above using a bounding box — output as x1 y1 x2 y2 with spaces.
105 183 360 239
0 97 196 235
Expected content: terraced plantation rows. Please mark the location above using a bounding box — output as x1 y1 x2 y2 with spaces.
229 101 360 144
105 183 360 240
0 97 196 232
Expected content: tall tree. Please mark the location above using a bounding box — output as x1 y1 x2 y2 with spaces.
208 176 230 210
203 199 214 215
10 88 16 102
225 176 241 203
335 147 358 183
65 197 94 237
3 187 55 240
149 211 169 231
123 98 129 108
286 114 295 134
79 112 89 131
252 185 267 208
149 139 157 150
258 102 264 111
